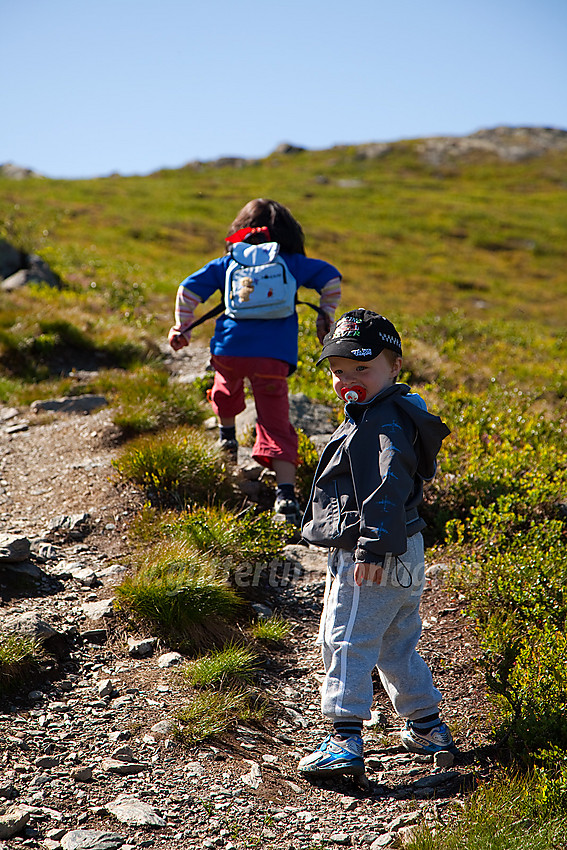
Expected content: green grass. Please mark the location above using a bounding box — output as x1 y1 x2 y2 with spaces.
175 688 267 745
114 539 242 648
251 616 292 644
406 771 567 850
112 426 234 508
97 365 206 437
185 644 259 688
0 635 43 693
159 505 287 566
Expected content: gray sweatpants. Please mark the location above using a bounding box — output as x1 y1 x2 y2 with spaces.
316 533 442 724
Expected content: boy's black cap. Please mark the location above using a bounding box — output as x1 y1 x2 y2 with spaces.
317 309 402 365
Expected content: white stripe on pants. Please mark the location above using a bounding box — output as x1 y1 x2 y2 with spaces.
316 533 442 723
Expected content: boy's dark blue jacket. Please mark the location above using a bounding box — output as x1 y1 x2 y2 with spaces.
301 383 450 564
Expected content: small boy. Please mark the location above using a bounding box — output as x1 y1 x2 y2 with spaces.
299 308 454 778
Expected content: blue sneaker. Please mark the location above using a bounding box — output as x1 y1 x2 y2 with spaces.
400 721 457 755
298 734 365 778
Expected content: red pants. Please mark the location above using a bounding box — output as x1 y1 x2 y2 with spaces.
209 355 298 469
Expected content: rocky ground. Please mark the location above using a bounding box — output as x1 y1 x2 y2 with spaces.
0 346 497 850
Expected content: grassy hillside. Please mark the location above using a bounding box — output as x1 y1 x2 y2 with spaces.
1 132 566 401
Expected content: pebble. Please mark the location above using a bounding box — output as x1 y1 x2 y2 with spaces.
157 652 183 668
105 794 166 827
60 829 125 849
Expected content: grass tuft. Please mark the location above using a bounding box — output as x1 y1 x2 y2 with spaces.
0 635 43 693
175 688 268 745
112 426 234 508
115 539 242 647
185 644 259 688
251 616 292 644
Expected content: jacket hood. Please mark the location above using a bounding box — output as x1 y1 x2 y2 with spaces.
345 383 450 480
394 385 450 480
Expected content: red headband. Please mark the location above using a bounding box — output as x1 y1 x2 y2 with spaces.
225 226 271 244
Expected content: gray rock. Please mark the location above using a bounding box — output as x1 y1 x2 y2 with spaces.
2 559 44 580
6 422 29 433
184 761 205 777
97 678 113 697
2 611 57 643
72 567 98 587
0 163 40 179
150 720 175 738
370 834 397 849
105 794 166 827
82 598 114 620
0 779 14 799
96 564 127 584
71 766 93 782
0 238 24 279
411 770 459 789
31 396 107 415
329 833 351 845
241 762 262 789
0 406 19 422
387 811 420 832
251 603 273 619
47 514 92 543
433 750 455 768
35 756 60 769
0 804 31 839
127 637 157 658
102 758 149 776
0 533 30 562
31 541 61 560
61 829 125 850
108 730 131 743
157 651 183 668
110 746 136 762
81 628 108 645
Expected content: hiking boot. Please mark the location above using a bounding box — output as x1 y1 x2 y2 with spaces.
273 495 302 526
218 438 238 462
298 734 364 778
400 720 457 755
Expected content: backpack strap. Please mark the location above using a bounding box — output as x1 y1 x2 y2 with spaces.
184 298 225 331
296 299 332 334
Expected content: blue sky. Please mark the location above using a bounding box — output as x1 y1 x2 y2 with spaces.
3 0 566 179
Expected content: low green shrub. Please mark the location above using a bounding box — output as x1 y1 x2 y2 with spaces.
115 539 241 646
165 505 287 566
112 426 234 507
295 429 320 505
424 384 567 544
405 770 567 850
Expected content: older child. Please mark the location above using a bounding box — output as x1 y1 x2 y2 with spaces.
299 309 454 778
169 199 341 523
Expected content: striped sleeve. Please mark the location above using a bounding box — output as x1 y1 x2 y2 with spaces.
318 276 341 320
168 286 202 345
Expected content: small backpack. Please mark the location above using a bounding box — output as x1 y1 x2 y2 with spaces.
224 242 297 320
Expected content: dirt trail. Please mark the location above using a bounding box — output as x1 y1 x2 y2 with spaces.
0 348 495 849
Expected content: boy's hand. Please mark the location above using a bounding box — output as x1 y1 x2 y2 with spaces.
169 332 188 351
316 313 331 344
354 561 383 586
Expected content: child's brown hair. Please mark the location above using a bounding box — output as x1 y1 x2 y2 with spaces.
226 198 305 255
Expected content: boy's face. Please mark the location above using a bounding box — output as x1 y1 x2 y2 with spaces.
328 352 402 402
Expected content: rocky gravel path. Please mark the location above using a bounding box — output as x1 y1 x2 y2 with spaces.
0 353 495 850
